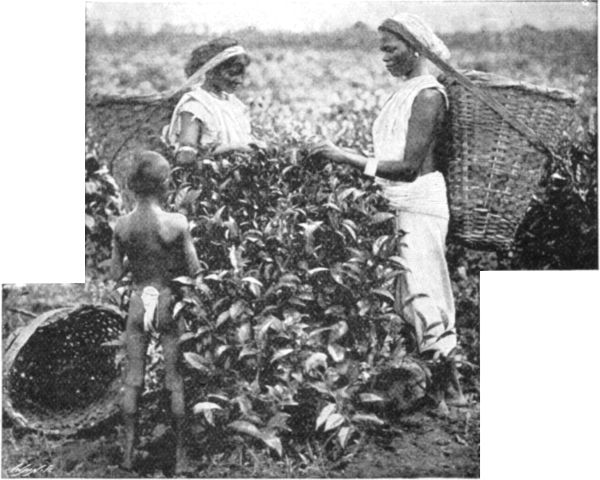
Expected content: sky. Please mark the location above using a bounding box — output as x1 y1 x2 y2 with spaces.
86 0 598 34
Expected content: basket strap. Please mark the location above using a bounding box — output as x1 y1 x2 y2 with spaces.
390 24 568 172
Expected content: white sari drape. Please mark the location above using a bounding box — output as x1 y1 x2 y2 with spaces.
165 87 252 149
373 75 456 356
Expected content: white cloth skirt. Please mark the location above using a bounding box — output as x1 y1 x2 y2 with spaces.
382 172 457 356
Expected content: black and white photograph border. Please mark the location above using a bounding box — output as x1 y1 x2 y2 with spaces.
1 1 599 479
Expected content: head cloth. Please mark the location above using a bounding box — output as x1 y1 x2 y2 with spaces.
181 45 247 91
380 14 450 61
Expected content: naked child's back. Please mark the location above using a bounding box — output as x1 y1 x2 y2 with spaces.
115 206 199 289
110 150 200 288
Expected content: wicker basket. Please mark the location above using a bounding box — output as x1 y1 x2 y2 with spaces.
86 93 180 180
439 71 578 251
3 305 125 435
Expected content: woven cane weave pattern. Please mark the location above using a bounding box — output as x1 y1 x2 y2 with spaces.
440 71 578 251
86 94 181 184
3 305 125 435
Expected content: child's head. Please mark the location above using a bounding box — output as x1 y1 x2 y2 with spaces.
128 150 171 197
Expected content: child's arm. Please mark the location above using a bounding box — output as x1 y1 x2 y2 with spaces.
178 216 202 277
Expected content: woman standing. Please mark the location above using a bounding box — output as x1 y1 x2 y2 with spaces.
164 37 265 167
308 14 465 412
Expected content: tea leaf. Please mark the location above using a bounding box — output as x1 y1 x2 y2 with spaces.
358 393 386 403
351 413 385 425
261 432 283 457
271 348 295 363
371 212 395 224
327 343 345 363
178 332 196 344
228 420 262 439
183 352 211 373
329 320 349 342
372 288 395 303
316 403 336 429
193 402 223 414
172 276 195 286
338 426 352 448
305 352 328 372
388 256 410 271
216 310 230 327
324 413 345 431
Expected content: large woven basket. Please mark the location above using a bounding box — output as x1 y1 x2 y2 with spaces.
440 71 579 251
86 93 181 183
3 305 125 435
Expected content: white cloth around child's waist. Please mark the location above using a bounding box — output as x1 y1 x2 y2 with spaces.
376 171 449 219
140 286 160 334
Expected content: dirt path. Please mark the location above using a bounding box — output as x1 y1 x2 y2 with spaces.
2 402 479 478
337 405 480 478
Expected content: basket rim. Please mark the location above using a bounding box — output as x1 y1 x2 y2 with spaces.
86 91 179 107
2 304 125 435
442 70 580 103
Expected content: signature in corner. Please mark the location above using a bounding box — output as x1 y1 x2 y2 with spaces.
8 461 54 477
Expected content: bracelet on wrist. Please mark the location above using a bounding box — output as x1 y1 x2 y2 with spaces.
177 145 198 155
364 157 378 177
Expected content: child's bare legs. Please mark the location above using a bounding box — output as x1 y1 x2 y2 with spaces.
172 392 189 475
121 293 148 470
160 298 191 475
121 386 141 470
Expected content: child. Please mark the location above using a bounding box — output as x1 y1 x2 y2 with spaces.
110 150 201 473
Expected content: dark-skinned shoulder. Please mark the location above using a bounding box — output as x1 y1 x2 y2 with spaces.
411 88 446 124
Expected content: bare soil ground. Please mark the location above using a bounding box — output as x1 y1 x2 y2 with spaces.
1 402 479 478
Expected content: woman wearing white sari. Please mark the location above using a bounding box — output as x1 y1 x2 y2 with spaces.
165 37 265 167
308 14 466 412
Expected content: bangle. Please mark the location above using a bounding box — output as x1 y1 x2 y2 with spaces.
364 157 378 177
177 145 198 155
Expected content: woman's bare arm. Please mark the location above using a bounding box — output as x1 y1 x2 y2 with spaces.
175 112 202 165
400 89 445 178
308 89 445 182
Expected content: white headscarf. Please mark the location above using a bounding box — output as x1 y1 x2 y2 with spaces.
179 45 248 92
381 14 450 61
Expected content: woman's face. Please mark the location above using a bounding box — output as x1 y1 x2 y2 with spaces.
209 56 248 94
379 30 417 78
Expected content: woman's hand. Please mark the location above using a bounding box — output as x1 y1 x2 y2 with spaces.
175 149 198 166
307 139 347 164
212 143 254 155
249 139 268 152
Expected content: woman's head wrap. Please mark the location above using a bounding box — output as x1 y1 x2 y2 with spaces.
182 37 249 89
379 14 450 61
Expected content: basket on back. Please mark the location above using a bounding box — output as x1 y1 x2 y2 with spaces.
3 305 125 435
439 71 578 251
86 93 181 187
